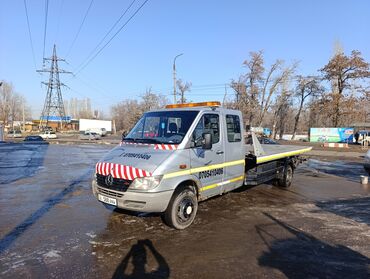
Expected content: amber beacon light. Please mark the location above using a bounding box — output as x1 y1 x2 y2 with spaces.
165 101 221 109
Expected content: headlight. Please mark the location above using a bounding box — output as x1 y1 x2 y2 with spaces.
130 175 163 191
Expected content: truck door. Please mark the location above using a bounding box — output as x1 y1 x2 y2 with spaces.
222 114 245 193
190 113 225 198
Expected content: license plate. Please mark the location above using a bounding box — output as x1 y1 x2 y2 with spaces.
98 194 117 206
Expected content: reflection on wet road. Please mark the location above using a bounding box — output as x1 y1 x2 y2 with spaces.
0 143 48 184
0 144 369 278
307 158 368 182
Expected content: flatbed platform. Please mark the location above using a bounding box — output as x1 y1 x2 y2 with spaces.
245 144 312 164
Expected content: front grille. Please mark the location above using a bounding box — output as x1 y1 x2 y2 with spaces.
97 187 124 198
96 173 131 192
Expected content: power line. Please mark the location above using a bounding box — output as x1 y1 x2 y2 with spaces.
23 0 37 71
73 0 137 71
67 85 89 99
71 74 111 100
74 0 150 75
42 0 49 64
55 0 65 46
65 0 94 58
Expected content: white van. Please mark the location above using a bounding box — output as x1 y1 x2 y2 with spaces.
86 128 107 136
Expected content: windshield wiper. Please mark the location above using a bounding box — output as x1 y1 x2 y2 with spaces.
123 137 136 142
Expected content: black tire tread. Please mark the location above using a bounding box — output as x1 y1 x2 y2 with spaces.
163 186 197 230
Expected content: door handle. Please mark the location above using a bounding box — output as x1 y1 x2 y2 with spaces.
216 150 224 155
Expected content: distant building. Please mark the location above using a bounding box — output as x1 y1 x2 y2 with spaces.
64 98 93 119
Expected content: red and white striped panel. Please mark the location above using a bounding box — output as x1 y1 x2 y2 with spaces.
323 143 349 148
95 162 151 180
154 144 178 150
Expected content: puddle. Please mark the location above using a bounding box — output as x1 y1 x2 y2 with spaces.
307 159 367 181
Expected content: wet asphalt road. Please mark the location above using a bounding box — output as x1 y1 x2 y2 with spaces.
0 143 369 278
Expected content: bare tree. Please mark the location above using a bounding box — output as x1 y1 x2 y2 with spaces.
291 76 323 139
111 99 142 132
308 92 333 128
141 88 169 111
111 91 169 132
0 82 12 126
271 79 292 139
242 51 264 125
257 63 297 126
231 51 296 127
320 50 370 127
230 77 247 111
176 79 191 104
0 81 29 128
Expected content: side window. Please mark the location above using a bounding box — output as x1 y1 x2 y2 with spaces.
226 115 241 142
192 114 220 146
193 118 204 145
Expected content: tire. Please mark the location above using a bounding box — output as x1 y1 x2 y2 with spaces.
163 186 198 230
278 164 293 188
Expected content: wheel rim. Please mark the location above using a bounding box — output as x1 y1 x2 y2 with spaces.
177 196 194 223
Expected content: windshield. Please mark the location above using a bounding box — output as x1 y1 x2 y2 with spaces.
125 110 199 144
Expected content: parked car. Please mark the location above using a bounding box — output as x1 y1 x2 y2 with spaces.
364 150 370 175
246 136 278 145
7 130 22 138
79 131 101 140
23 135 49 144
85 128 107 136
39 131 57 139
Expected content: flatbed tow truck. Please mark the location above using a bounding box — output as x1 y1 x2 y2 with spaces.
92 102 312 229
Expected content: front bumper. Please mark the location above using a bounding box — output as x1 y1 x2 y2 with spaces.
92 180 173 212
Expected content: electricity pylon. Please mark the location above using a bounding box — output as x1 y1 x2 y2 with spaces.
37 44 72 130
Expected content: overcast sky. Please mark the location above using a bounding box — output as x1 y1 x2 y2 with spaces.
1 0 369 117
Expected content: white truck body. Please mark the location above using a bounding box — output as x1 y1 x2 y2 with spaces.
92 102 312 229
79 119 112 134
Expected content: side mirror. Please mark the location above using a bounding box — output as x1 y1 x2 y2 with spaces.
202 133 212 150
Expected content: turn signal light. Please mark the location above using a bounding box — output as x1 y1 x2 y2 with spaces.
165 101 221 109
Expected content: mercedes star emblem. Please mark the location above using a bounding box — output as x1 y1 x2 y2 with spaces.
105 174 114 186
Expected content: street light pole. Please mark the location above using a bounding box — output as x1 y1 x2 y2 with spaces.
173 53 183 104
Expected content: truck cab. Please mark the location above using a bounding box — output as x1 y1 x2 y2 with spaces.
92 102 311 229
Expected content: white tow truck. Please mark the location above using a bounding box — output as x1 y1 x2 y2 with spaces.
92 102 312 229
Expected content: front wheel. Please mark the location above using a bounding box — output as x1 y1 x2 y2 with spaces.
163 186 198 230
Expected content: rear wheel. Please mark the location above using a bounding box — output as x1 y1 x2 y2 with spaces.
278 164 293 188
163 186 198 230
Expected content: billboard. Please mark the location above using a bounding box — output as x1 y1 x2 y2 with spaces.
310 127 354 143
40 116 71 122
